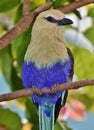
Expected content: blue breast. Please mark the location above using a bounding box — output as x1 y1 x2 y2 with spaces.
22 60 71 88
22 60 71 105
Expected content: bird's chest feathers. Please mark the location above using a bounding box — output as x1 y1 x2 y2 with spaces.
25 32 68 68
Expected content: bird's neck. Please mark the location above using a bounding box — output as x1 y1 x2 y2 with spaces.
25 28 69 68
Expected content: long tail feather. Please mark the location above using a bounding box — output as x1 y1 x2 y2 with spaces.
39 104 55 130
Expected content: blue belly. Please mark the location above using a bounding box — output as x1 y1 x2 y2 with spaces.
22 60 71 105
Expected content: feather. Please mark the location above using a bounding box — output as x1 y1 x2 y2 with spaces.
39 104 55 130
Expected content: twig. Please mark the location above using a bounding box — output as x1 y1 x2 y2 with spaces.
0 79 94 102
0 0 94 50
58 0 94 13
23 0 30 16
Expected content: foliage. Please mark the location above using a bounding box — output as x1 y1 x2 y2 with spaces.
0 109 22 130
25 98 39 130
0 0 94 130
0 0 20 12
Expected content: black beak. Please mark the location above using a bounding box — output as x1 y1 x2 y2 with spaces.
57 18 73 26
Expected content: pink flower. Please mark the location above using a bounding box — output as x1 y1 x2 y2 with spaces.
59 99 85 121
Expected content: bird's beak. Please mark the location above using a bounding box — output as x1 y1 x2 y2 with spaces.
57 18 73 26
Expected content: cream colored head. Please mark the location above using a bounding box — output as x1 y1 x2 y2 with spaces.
25 9 73 68
31 9 73 42
33 9 65 29
38 9 65 19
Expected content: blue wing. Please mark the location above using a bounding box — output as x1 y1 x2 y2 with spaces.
54 48 74 121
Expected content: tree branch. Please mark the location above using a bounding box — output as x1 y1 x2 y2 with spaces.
0 0 94 50
0 79 94 102
58 0 94 13
23 0 30 16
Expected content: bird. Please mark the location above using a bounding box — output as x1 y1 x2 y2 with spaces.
22 9 74 130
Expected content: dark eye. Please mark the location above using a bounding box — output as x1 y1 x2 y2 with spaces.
46 16 53 21
45 16 56 23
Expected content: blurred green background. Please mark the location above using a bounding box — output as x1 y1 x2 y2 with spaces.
0 0 94 130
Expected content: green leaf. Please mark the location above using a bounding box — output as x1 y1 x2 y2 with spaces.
0 25 6 36
11 27 31 76
14 4 23 24
73 10 81 19
68 0 75 2
14 2 36 24
0 45 24 91
85 86 94 99
0 109 22 130
29 2 37 12
55 121 72 130
0 46 12 84
0 0 20 12
63 121 72 130
55 122 62 130
11 66 24 91
17 28 31 73
84 27 94 45
25 98 39 130
69 44 94 79
69 44 94 101
47 0 53 1
88 6 94 18
54 0 64 8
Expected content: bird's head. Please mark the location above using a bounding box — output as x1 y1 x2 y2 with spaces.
33 9 73 30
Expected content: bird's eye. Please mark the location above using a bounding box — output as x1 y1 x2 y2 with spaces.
45 16 56 23
46 16 53 21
